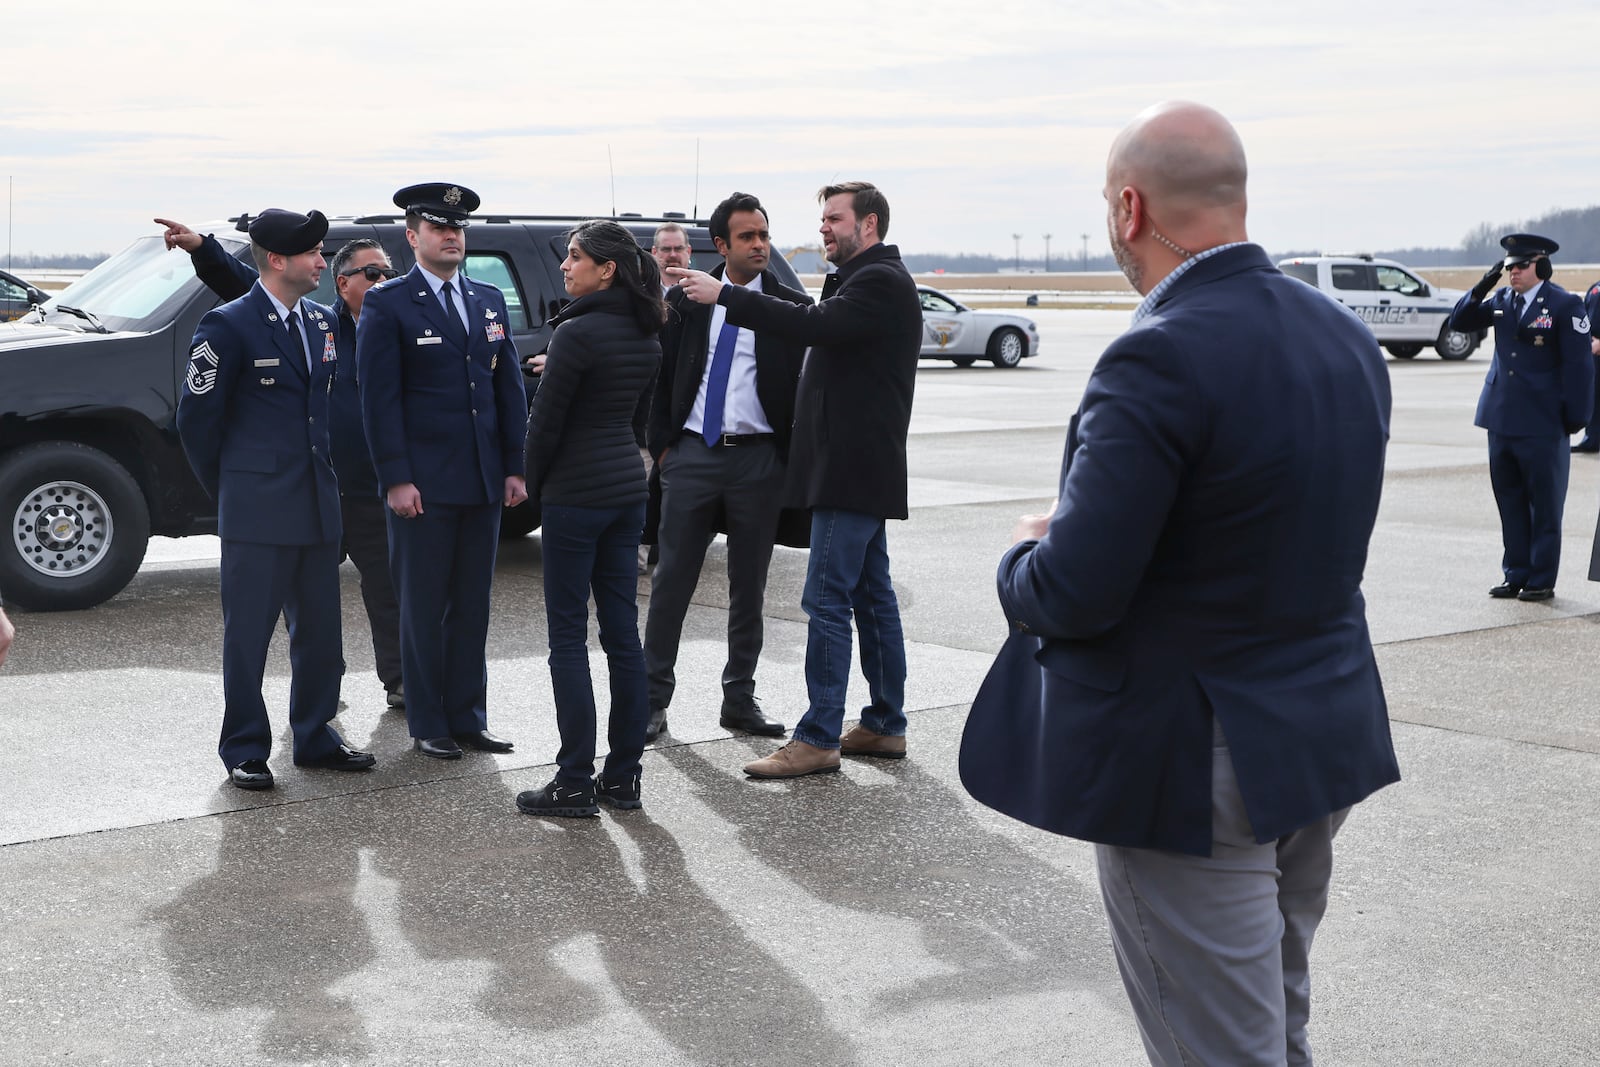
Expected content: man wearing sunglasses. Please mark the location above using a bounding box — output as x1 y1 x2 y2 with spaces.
1451 233 1593 601
159 218 408 710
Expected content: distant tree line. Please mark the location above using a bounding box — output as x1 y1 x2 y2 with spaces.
4 251 110 270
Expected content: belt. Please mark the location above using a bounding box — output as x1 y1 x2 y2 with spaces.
683 430 776 448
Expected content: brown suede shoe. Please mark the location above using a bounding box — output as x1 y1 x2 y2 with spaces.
743 740 841 779
839 725 907 760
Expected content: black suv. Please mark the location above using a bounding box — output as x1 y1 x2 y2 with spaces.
0 213 803 611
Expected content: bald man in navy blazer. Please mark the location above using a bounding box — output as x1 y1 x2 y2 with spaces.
177 208 375 790
357 183 528 760
963 104 1399 1065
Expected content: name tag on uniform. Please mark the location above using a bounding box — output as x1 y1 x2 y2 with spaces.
416 336 443 346
254 358 280 367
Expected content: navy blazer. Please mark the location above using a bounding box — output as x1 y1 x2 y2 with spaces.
190 234 377 499
176 282 341 545
1453 281 1593 437
968 244 1399 856
355 265 527 505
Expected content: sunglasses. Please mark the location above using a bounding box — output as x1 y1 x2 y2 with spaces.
1506 260 1536 271
340 264 401 282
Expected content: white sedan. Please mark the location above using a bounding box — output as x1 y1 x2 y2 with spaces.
917 286 1040 368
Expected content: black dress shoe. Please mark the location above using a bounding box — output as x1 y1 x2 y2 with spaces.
385 684 406 710
452 729 514 753
720 699 787 737
644 707 667 743
1517 586 1555 601
295 744 376 771
229 759 275 791
415 737 463 760
1573 440 1600 453
1488 583 1523 598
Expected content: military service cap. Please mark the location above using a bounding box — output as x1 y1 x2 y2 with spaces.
393 182 481 228
238 208 329 256
1500 233 1560 267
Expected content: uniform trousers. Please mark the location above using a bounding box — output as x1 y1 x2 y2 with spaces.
1486 430 1569 588
386 501 499 740
541 501 648 786
340 493 402 693
644 437 784 712
1096 730 1349 1067
217 539 345 769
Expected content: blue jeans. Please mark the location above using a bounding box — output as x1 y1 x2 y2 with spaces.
540 502 648 786
793 508 907 749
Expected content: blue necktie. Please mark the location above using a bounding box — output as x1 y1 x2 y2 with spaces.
701 320 739 446
1512 294 1525 323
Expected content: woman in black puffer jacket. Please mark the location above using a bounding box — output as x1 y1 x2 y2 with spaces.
517 220 664 818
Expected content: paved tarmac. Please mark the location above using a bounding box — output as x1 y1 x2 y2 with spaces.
2 310 1597 1065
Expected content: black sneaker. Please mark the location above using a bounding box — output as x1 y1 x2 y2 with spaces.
516 780 599 818
595 772 642 810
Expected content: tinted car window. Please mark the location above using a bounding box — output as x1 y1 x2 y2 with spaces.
1280 263 1317 286
1331 264 1375 291
464 253 530 330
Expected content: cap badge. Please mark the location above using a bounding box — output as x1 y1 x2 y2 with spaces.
444 186 463 206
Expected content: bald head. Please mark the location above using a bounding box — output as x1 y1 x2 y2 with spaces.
1104 101 1249 291
1112 101 1246 224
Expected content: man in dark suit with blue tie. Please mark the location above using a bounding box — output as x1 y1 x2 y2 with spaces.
356 183 529 760
1451 234 1593 600
643 192 812 741
177 208 376 790
963 103 1399 1064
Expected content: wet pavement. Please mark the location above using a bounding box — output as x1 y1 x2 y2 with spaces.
1 310 1596 1065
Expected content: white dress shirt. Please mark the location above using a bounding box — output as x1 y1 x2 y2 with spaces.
687 272 773 437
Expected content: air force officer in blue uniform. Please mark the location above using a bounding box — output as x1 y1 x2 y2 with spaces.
963 104 1398 1065
1451 234 1594 600
356 184 529 760
177 209 376 790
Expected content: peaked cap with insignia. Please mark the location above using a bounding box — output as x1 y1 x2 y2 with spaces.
393 182 481 228
1500 232 1560 267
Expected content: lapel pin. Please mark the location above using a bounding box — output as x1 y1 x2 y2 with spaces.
267 313 278 322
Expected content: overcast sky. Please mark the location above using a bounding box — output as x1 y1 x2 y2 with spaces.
5 1 1598 264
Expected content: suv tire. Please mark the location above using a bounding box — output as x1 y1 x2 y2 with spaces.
1436 326 1480 361
1385 343 1423 359
0 442 151 611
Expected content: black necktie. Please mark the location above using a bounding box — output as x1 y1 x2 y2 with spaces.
441 281 468 344
286 310 307 372
1512 294 1526 323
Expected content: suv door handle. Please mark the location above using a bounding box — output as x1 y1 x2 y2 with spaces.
1378 298 1391 304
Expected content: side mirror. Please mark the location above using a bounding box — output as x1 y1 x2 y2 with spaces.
1416 283 1430 298
26 286 47 305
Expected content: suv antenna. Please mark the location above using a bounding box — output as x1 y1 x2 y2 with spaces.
693 138 700 220
608 145 616 217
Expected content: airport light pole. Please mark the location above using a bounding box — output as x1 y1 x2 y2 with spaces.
1043 233 1052 272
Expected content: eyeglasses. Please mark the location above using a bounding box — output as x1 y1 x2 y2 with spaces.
1506 260 1535 271
340 264 400 282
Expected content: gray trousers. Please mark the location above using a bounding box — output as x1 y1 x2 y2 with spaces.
1096 732 1349 1067
643 437 784 711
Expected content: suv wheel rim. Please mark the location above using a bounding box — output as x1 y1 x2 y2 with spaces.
13 479 113 578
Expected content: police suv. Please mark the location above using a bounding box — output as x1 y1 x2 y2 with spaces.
0 213 801 611
1277 254 1484 361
